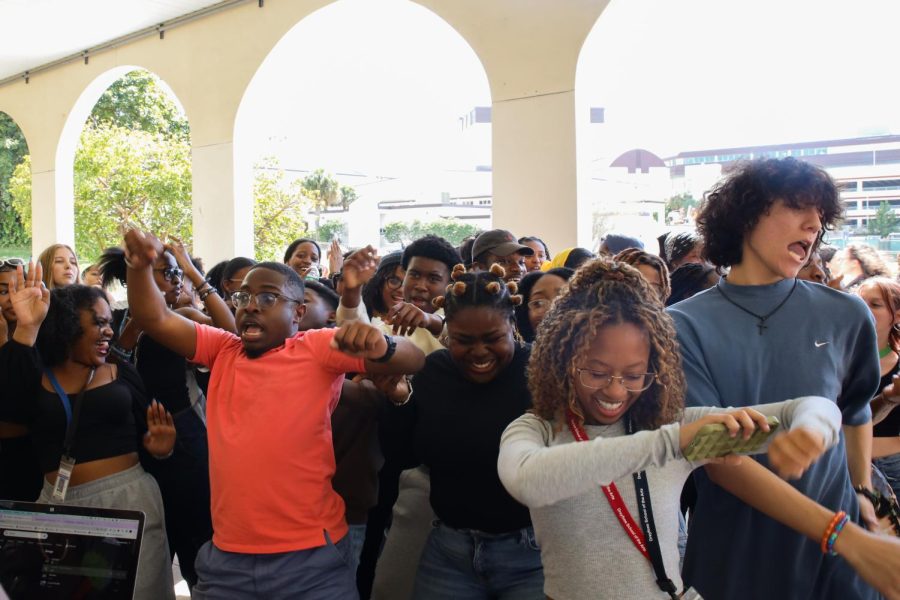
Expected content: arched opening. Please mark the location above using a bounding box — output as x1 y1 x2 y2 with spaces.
57 67 191 264
0 111 31 258
576 0 900 252
234 0 491 261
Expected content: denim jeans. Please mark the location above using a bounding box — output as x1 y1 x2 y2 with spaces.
875 453 900 500
193 532 358 600
346 523 367 577
412 521 544 600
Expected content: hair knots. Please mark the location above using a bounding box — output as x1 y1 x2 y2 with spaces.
451 281 468 296
432 296 446 309
506 281 519 294
450 264 467 281
489 263 507 278
510 294 523 306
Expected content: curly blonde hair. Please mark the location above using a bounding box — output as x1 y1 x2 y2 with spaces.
528 257 686 431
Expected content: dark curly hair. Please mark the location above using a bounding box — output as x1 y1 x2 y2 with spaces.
37 285 109 367
614 248 671 301
697 158 842 268
528 258 685 432
401 235 462 274
361 251 404 319
663 231 701 268
433 264 523 322
514 267 574 342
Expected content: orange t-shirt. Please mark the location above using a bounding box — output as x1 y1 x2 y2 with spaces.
191 323 365 553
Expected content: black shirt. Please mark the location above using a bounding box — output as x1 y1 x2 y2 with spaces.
874 361 900 438
380 344 533 534
1 339 150 473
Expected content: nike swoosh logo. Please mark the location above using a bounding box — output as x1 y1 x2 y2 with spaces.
814 341 829 348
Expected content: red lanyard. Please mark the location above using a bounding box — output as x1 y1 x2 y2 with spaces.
566 410 679 598
566 411 649 560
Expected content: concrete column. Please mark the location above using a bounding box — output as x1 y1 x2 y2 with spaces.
31 139 73 255
491 90 590 252
192 141 254 265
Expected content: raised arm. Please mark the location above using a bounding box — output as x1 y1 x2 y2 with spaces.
335 246 379 324
166 237 236 333
9 262 49 347
124 230 197 359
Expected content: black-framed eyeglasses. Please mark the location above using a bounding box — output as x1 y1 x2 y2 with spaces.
0 258 25 269
231 291 303 310
153 266 184 282
385 275 403 290
575 368 656 392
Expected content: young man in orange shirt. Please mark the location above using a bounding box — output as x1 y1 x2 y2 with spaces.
123 230 425 599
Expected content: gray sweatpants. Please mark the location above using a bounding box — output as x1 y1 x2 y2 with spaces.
39 463 174 600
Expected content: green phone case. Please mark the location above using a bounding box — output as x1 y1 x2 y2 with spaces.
682 415 780 461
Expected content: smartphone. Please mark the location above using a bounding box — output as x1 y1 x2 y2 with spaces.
682 415 780 461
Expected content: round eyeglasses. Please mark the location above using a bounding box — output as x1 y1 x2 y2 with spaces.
230 291 302 310
385 275 404 290
575 368 656 392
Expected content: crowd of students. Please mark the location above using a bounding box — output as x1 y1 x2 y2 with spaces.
2 156 900 600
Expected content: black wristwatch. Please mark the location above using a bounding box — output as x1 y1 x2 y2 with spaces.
371 334 397 363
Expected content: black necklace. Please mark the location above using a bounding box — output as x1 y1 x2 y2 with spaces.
715 278 798 335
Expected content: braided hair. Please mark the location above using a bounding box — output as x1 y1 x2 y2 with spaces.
432 264 523 321
614 248 671 301
528 257 685 431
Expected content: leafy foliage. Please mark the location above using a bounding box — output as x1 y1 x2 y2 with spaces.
314 219 347 243
0 113 30 246
89 70 190 142
382 218 480 247
8 69 192 262
74 124 192 261
253 157 311 261
868 201 899 238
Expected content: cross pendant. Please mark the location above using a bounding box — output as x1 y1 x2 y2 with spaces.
757 320 767 335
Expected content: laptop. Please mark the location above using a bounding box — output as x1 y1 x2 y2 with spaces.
0 500 144 600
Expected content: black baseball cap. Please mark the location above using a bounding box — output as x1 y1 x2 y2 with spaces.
472 229 534 260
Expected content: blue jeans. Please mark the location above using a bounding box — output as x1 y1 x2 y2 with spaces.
193 532 358 600
412 522 544 600
346 523 367 577
875 453 900 500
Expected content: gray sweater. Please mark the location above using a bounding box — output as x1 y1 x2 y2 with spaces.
497 398 841 600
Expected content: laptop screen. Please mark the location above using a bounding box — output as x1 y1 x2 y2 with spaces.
0 501 144 600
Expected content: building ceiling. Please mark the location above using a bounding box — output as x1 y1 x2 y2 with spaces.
0 0 236 82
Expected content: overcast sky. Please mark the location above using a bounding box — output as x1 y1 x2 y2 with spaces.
233 0 900 174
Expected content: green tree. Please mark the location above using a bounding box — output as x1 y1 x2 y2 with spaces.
8 70 192 261
382 222 411 245
9 155 32 238
89 70 190 142
315 220 347 243
301 169 339 230
0 113 30 247
868 201 899 238
253 157 310 261
665 193 697 222
339 185 358 210
382 218 479 247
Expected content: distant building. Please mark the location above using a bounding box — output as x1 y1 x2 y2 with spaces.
665 135 900 230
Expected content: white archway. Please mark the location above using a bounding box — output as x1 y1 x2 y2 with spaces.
234 0 491 258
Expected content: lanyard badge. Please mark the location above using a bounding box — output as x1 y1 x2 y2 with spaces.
52 455 76 502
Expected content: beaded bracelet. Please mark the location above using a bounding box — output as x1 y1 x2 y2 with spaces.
820 510 846 554
825 513 851 556
820 511 845 552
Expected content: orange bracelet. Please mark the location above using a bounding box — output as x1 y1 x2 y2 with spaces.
820 510 846 554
